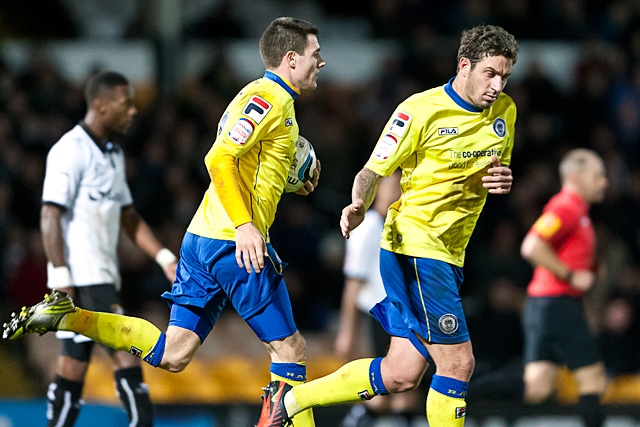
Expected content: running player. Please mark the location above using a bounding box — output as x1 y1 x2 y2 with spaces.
256 24 519 427
3 17 324 427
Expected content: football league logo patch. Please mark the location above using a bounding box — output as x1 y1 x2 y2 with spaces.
388 111 412 137
373 134 398 160
243 96 272 124
438 313 459 334
229 118 254 145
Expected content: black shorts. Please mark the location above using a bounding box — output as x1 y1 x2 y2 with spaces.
522 296 601 370
60 284 123 361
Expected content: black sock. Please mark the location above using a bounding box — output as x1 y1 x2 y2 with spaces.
115 367 154 427
46 375 83 427
578 394 605 427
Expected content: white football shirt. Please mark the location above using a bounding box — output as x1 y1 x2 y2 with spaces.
343 210 387 312
42 124 133 288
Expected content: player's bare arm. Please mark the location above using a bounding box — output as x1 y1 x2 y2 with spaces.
41 203 75 295
340 167 381 239
41 203 67 269
121 206 177 282
482 154 513 194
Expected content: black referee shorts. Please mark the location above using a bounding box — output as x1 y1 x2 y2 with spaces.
522 295 601 370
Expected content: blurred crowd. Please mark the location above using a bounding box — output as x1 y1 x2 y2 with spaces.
2 0 640 391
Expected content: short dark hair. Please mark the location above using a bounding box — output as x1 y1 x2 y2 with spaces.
84 71 129 105
457 25 519 71
259 17 319 69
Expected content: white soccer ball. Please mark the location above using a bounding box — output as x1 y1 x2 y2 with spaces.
285 135 317 193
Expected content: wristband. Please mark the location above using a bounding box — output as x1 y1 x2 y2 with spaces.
155 248 177 269
50 266 72 288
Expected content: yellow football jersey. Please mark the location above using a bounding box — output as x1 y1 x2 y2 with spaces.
365 78 517 266
187 71 300 241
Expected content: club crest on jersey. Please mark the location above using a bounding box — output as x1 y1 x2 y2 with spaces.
285 118 293 126
373 134 398 160
493 118 506 137
456 406 467 418
243 95 272 124
388 111 412 137
229 118 254 145
438 313 459 334
438 127 459 135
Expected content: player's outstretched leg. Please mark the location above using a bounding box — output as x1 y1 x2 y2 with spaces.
3 290 76 340
257 381 293 427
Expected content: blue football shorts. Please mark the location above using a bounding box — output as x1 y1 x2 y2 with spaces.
162 232 297 343
370 249 469 360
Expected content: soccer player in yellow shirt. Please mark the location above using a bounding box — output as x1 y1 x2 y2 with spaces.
256 24 519 427
4 17 324 427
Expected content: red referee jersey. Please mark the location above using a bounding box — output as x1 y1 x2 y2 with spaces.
526 188 595 297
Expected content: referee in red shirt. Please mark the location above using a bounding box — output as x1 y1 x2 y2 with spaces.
521 148 608 427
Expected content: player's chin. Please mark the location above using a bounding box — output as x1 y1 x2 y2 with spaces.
477 99 496 109
305 77 318 90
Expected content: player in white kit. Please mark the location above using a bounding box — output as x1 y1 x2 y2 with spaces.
40 71 177 427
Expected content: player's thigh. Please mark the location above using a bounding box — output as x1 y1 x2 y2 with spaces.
245 277 297 341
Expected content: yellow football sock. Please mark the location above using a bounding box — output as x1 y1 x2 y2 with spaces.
287 358 375 417
59 308 162 360
426 388 467 427
272 368 315 427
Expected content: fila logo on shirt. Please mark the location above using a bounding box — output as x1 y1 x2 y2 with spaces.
243 95 272 124
438 127 459 135
388 111 412 137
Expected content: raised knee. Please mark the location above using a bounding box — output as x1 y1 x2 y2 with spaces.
384 372 422 393
159 353 192 373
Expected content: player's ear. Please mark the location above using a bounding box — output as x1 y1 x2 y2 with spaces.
287 51 297 68
458 57 470 76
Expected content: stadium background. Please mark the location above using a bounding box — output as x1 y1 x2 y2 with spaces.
2 0 640 425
